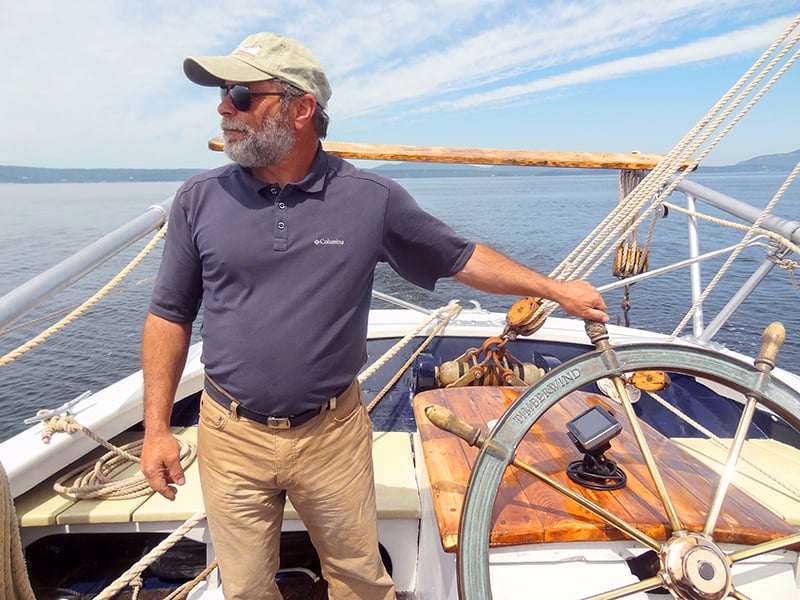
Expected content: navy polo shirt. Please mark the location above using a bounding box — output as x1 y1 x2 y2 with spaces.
149 147 474 415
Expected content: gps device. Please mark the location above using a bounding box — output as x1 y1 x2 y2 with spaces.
565 405 627 490
566 405 622 455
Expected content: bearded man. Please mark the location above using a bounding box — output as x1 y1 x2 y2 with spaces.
140 32 607 600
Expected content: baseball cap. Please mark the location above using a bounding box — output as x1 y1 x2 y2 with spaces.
184 32 332 108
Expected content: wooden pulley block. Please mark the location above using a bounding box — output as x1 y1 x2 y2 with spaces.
505 297 546 337
628 370 671 391
613 244 650 279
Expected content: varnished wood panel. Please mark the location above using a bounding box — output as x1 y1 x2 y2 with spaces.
414 387 797 552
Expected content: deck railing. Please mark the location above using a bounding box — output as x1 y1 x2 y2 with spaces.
672 179 800 342
0 200 172 330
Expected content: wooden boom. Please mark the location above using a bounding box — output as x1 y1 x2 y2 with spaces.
207 136 680 171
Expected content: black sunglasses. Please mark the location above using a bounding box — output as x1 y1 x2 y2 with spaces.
219 85 287 111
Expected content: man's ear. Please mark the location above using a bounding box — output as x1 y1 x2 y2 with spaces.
292 94 317 131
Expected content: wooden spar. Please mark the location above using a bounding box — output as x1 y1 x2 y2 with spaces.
207 136 682 171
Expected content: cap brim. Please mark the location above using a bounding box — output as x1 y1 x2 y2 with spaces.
183 56 275 87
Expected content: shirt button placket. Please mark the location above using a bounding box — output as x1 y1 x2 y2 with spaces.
273 188 289 251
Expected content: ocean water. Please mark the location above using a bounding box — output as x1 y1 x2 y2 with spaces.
1 171 798 442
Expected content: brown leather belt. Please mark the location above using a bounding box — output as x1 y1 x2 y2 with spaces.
204 373 339 429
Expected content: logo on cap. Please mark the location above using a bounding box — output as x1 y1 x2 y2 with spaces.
236 45 261 57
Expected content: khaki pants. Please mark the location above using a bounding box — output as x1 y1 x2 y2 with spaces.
197 381 395 600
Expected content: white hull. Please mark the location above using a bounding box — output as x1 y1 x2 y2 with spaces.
3 308 799 599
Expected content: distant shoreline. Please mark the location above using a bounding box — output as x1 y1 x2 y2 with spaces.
1 149 797 183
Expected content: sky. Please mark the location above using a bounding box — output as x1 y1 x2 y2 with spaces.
2 0 799 170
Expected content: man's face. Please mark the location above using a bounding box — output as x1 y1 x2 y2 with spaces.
218 80 297 168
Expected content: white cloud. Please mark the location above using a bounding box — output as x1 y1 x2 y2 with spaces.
328 1 792 118
0 0 797 167
427 16 794 112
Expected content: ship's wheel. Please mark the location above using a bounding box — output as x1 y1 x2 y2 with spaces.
442 321 800 600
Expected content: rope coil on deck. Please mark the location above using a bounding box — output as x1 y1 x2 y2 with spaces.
39 413 197 500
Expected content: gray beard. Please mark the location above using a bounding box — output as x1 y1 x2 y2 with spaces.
221 110 297 168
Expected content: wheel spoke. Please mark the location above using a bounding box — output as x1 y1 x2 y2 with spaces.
585 322 683 532
581 576 663 600
508 445 661 551
729 531 800 562
703 324 786 537
426 405 662 551
702 396 757 536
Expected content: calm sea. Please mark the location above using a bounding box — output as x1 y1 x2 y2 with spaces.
1 171 798 442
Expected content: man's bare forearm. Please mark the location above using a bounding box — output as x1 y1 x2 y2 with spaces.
453 243 608 322
141 313 192 435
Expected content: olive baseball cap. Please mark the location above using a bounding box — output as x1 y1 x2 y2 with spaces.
183 32 332 108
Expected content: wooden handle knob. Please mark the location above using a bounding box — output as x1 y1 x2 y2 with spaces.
424 405 483 448
755 322 785 371
584 320 610 347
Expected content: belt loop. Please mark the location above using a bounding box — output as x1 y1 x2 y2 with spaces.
230 399 240 420
329 396 337 411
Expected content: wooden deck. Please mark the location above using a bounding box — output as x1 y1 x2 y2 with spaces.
413 387 799 553
14 429 419 529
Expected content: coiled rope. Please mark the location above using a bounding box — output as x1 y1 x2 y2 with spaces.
30 412 201 597
43 415 197 500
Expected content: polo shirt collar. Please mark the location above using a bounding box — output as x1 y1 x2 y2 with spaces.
233 165 270 197
234 144 329 196
292 144 328 194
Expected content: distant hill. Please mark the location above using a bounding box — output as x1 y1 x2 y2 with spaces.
698 149 800 173
0 165 203 184
734 148 800 171
1 149 797 183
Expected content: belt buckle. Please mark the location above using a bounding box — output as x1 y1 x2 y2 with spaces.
267 416 292 429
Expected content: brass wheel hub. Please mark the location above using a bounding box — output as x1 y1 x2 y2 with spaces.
660 532 732 599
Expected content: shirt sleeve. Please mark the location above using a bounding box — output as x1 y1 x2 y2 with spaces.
380 181 475 290
148 187 203 323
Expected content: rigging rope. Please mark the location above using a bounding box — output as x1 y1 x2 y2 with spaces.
357 302 460 384
661 200 800 256
364 303 462 412
0 224 168 368
0 275 157 339
0 461 36 600
91 510 208 600
646 390 800 500
537 16 800 328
